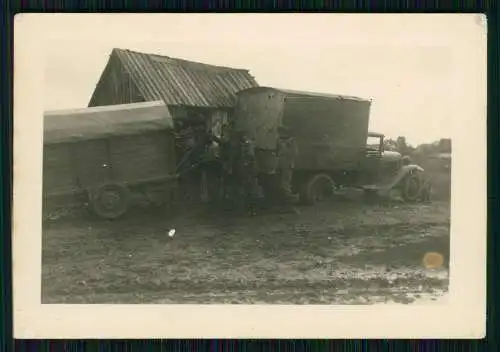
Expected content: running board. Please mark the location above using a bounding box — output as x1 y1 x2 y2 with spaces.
361 184 393 196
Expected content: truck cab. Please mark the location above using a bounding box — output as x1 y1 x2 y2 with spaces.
361 132 426 201
365 132 405 176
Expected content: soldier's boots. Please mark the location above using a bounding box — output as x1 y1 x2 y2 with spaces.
281 186 299 204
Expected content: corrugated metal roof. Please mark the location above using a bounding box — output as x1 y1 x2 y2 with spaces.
113 48 259 108
237 86 369 102
44 101 173 145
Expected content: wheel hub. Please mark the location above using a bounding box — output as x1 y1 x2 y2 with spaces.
313 181 333 202
100 190 121 209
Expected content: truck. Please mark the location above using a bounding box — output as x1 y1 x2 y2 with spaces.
232 86 427 204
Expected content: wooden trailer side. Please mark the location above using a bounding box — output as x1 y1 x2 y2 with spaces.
281 93 371 172
233 88 284 150
108 130 177 185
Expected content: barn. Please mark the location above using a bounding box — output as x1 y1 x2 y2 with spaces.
87 48 259 204
87 48 259 135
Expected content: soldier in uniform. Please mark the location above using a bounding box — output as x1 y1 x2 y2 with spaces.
276 125 299 205
236 133 260 216
420 177 432 203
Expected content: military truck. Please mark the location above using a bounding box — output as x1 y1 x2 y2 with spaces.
232 86 427 204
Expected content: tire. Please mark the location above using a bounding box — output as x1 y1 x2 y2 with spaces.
302 173 336 205
401 172 422 202
89 183 132 220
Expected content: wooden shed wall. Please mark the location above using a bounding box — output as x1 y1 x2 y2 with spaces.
88 52 145 107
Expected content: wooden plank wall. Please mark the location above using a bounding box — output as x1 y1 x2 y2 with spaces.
88 52 145 107
43 131 177 197
43 144 79 196
109 131 176 184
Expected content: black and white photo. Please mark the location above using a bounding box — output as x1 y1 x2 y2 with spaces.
13 13 486 338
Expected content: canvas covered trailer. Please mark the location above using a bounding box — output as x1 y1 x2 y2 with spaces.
43 100 178 219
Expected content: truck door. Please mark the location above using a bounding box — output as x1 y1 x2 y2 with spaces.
361 135 383 184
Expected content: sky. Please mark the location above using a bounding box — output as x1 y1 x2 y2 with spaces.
36 13 485 146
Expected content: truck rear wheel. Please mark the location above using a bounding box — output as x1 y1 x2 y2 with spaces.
89 183 132 220
302 173 336 205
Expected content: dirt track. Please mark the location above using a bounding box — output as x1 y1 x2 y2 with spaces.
42 196 450 304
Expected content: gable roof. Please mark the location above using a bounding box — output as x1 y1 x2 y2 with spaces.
98 48 259 108
44 101 173 145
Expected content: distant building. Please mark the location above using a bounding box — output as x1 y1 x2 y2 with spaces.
88 48 259 133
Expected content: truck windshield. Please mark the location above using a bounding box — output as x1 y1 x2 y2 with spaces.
366 136 381 150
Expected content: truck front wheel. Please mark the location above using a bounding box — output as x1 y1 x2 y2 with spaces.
401 172 422 202
301 173 336 205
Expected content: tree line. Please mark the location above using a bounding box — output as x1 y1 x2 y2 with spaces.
384 136 451 158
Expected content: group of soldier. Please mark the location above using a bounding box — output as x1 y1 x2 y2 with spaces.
192 123 299 215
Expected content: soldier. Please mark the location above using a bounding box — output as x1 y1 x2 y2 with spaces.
276 125 299 204
421 177 432 203
237 134 260 216
218 124 237 202
207 129 234 203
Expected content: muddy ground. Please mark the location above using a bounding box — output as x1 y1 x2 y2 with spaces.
42 193 450 305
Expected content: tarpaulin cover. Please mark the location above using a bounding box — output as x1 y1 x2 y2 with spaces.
44 100 173 145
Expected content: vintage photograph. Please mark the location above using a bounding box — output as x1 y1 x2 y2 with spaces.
39 16 456 306
12 13 487 339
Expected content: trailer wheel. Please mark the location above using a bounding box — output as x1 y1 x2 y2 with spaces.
89 183 132 220
401 172 422 202
302 173 336 205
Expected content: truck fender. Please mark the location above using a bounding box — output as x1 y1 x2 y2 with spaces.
387 164 425 190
